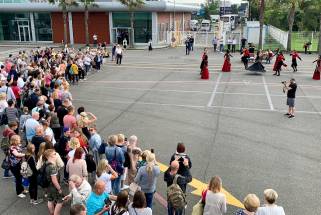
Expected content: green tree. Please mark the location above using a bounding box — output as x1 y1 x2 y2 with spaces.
118 0 145 48
204 1 219 20
258 0 265 49
80 0 98 46
48 0 78 45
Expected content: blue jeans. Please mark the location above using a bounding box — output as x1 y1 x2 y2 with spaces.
145 192 154 209
167 202 183 215
111 176 121 195
4 168 11 177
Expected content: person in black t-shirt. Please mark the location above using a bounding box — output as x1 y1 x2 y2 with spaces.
283 78 297 118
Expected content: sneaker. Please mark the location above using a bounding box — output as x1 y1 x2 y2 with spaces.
83 78 87 81
284 113 290 116
17 193 26 198
23 190 29 194
30 199 34 204
32 199 43 205
288 115 295 118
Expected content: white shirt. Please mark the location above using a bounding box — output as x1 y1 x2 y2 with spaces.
128 203 152 215
256 205 285 215
115 47 123 55
0 100 8 113
70 179 92 205
203 191 227 215
45 127 56 145
17 77 25 89
97 172 112 194
232 39 237 45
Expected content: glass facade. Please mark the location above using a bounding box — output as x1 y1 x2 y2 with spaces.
112 12 152 43
0 12 52 41
34 13 52 41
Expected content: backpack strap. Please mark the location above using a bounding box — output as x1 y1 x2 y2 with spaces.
173 174 181 185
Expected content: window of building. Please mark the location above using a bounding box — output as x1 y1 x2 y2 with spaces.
112 12 152 43
34 12 52 41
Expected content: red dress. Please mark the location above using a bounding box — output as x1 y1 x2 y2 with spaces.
222 54 231 72
201 66 209 79
313 60 321 80
273 54 279 71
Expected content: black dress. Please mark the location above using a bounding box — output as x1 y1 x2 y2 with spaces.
247 56 265 72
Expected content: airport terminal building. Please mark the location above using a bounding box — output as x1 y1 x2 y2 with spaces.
0 0 198 45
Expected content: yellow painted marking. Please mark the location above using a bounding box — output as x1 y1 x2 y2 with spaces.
157 161 244 209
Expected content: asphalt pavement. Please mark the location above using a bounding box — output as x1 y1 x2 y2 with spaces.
0 46 320 215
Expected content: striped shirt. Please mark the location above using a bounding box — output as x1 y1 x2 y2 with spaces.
5 107 19 123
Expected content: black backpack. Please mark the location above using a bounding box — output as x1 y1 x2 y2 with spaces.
85 154 96 173
37 162 50 188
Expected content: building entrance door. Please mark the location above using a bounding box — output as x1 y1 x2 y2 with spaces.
112 27 132 45
16 20 31 42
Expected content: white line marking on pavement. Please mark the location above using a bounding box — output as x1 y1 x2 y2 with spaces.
262 76 274 110
73 98 321 115
207 73 222 107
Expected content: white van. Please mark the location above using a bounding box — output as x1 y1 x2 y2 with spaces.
200 20 211 31
190 20 199 31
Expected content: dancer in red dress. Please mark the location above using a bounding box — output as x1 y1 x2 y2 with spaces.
312 55 321 80
200 48 209 79
273 52 287 76
222 50 232 72
290 50 302 72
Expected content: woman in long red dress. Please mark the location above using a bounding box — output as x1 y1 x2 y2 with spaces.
222 50 233 72
200 48 209 79
312 55 321 80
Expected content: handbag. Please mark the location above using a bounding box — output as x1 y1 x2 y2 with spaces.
128 182 141 197
191 200 204 215
0 108 8 125
1 156 10 170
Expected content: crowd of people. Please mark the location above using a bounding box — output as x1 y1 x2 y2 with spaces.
0 44 290 215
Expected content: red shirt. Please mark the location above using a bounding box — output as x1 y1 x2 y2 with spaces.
11 86 21 99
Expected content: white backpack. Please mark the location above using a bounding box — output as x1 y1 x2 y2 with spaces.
20 158 33 178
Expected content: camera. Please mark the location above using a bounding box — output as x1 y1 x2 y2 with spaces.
281 81 286 84
104 198 112 207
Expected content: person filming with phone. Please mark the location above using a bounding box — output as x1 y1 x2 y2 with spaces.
86 180 117 215
282 78 297 118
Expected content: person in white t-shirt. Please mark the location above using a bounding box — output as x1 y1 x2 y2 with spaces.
96 159 118 194
256 189 285 215
115 45 123 65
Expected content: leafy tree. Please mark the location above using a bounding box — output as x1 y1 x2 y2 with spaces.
48 0 78 45
80 0 98 46
258 0 265 49
118 0 145 48
204 1 219 20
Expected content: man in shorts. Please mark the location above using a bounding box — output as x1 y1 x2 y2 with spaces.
283 78 297 118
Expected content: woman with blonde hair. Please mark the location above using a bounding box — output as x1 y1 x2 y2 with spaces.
134 152 160 208
8 135 26 198
256 189 285 215
96 158 118 194
0 92 8 114
235 194 260 215
67 137 82 160
203 176 227 215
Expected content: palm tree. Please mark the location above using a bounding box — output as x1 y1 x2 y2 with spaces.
48 0 78 45
258 0 265 49
80 0 98 46
118 0 145 48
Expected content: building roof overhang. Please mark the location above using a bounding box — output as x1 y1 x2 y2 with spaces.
0 1 200 12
